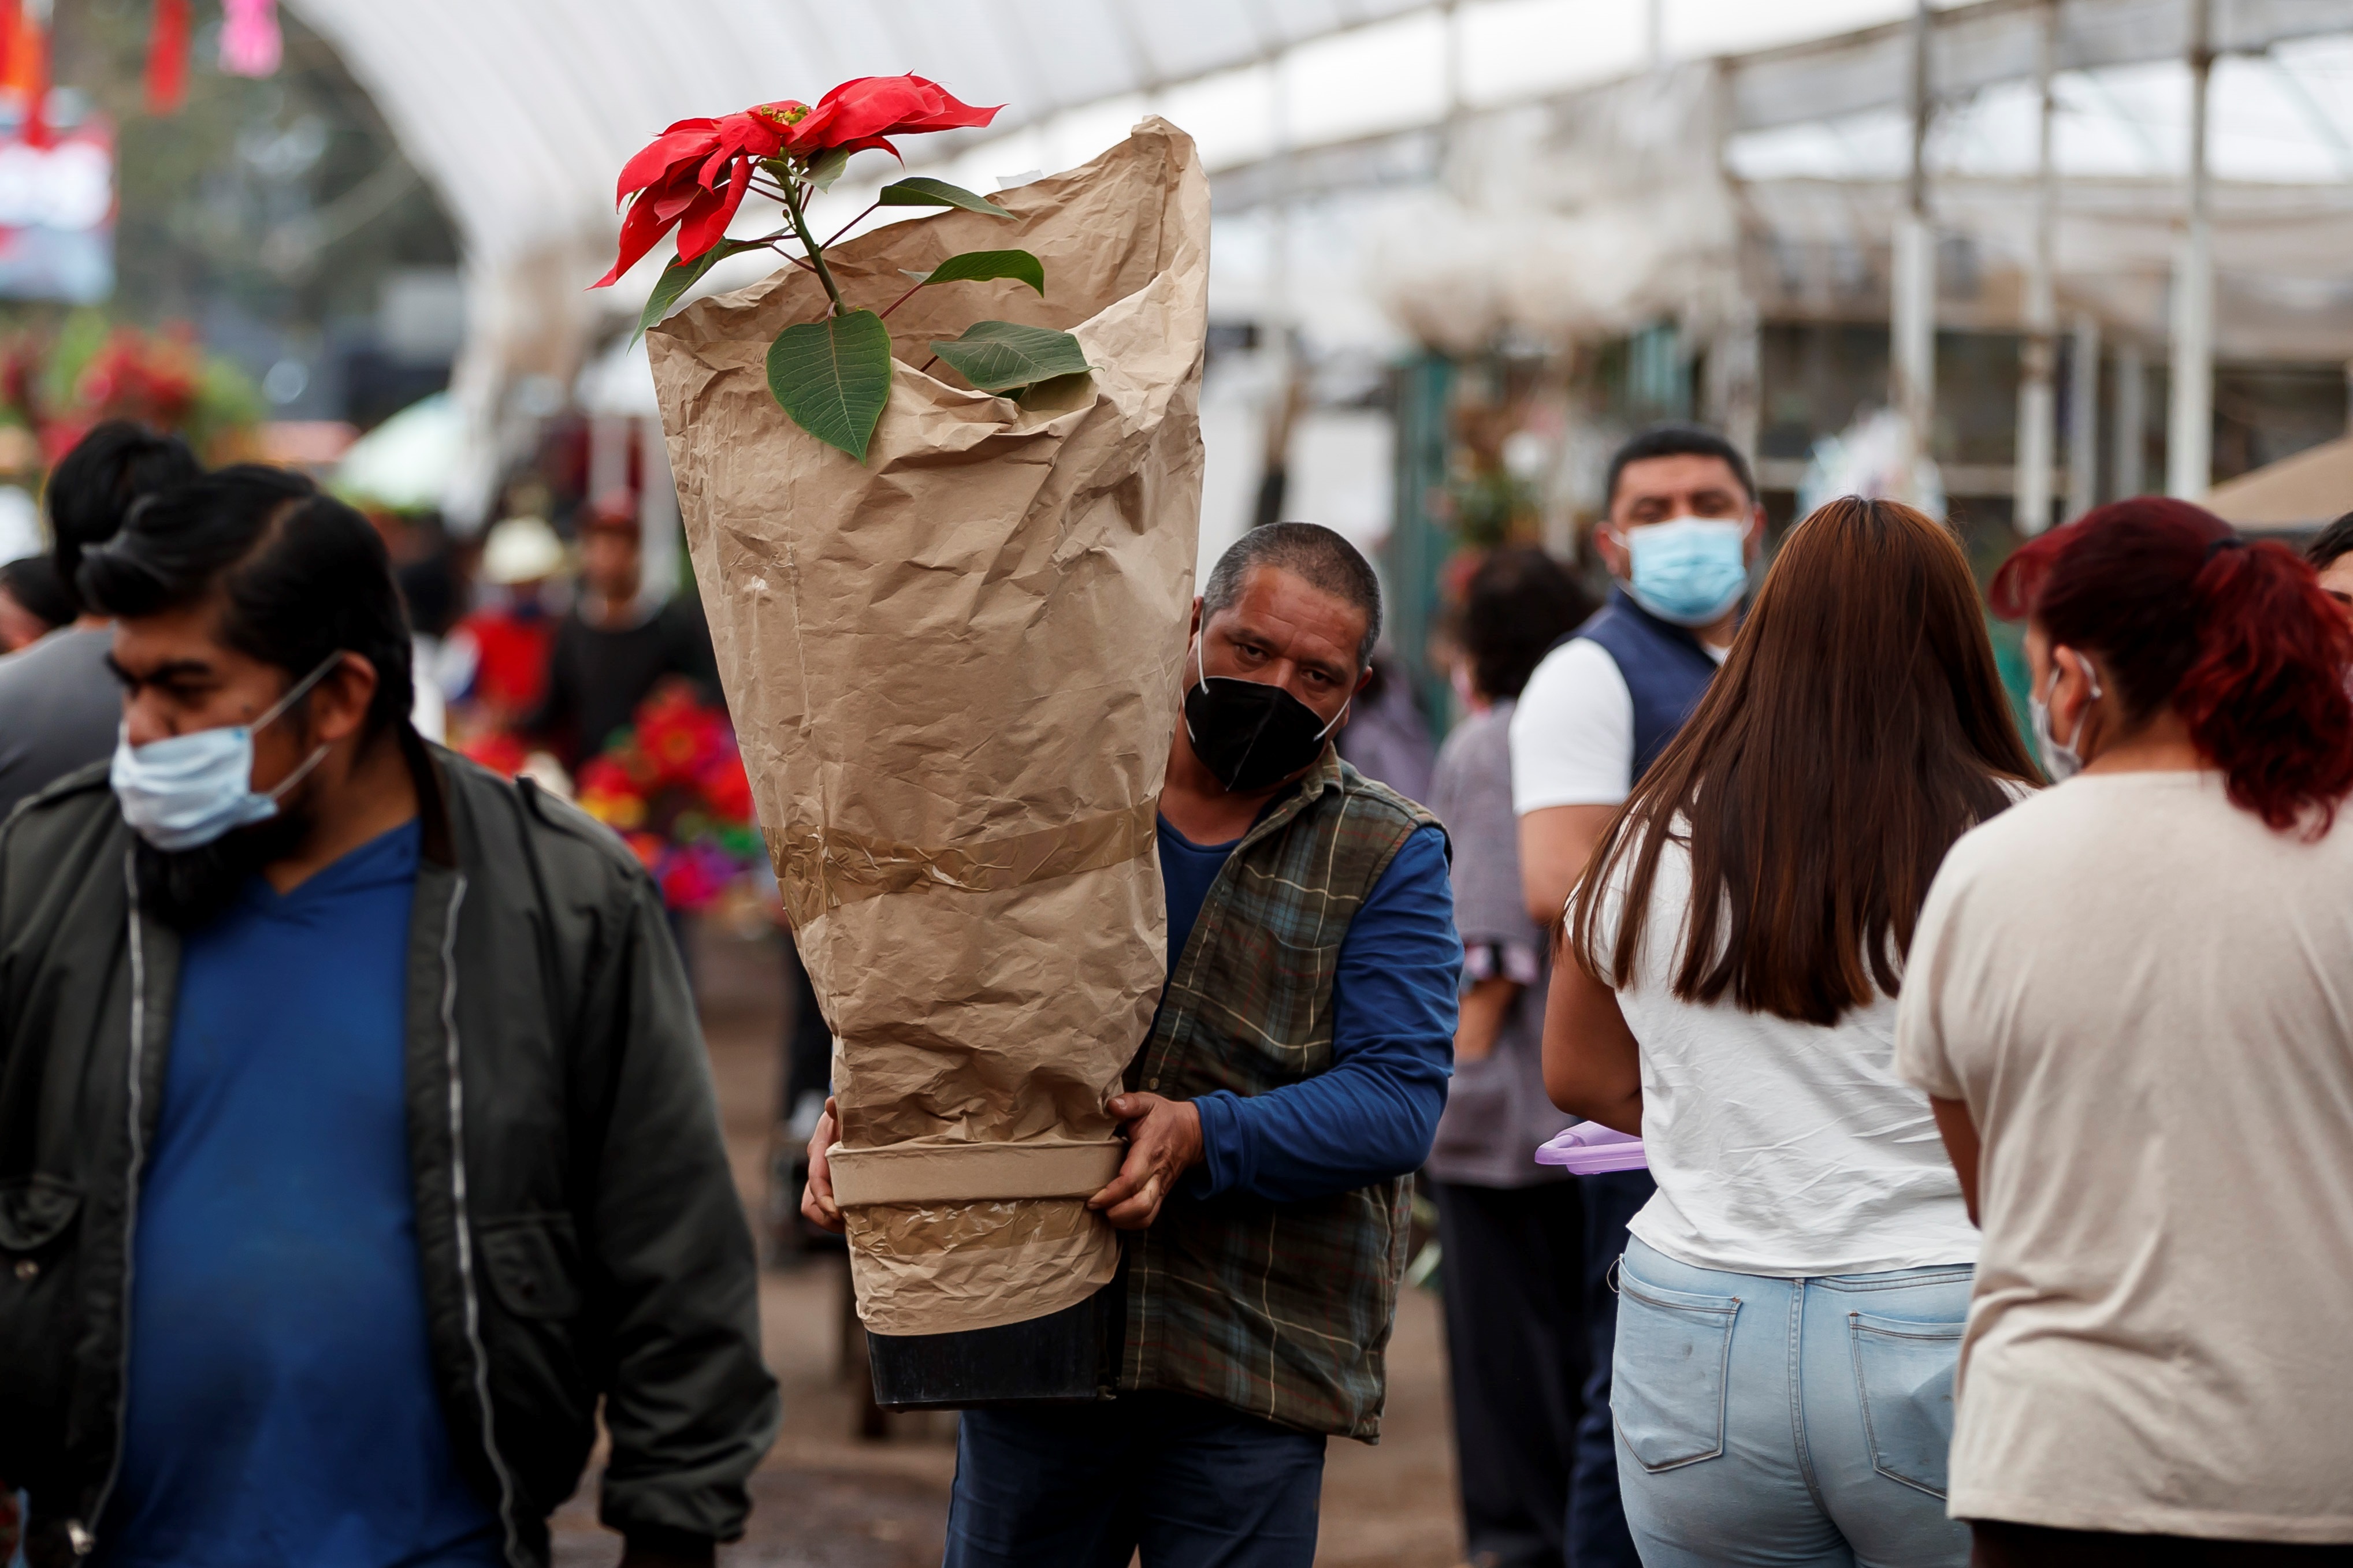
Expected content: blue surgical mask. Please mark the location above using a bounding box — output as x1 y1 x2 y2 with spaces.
110 654 343 851
2028 655 2102 783
1618 516 1749 627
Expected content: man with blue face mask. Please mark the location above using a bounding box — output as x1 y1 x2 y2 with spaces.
0 467 776 1568
1508 421 1763 1568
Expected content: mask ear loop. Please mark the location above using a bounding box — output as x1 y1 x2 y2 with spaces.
1315 687 1352 742
251 651 347 735
252 651 347 800
2051 649 2105 757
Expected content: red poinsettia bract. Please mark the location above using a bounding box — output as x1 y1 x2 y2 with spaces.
787 75 999 156
591 75 999 289
592 102 802 288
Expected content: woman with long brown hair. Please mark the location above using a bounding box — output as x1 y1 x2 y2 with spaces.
1545 496 2039 1567
1897 499 2353 1565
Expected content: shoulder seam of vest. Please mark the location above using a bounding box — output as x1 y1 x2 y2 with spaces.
1333 770 1440 830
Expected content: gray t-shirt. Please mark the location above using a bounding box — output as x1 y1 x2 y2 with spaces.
0 627 120 821
1425 699 1575 1188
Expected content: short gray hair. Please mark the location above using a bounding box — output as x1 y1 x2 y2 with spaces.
1200 522 1383 669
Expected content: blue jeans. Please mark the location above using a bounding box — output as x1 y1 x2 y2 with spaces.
1611 1237 1973 1568
943 1392 1327 1568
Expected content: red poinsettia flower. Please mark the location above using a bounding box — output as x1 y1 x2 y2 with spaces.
783 75 999 158
592 99 808 287
591 77 1001 288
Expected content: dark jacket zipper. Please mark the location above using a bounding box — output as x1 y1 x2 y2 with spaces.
65 866 526 1566
67 854 155 1556
438 874 525 1568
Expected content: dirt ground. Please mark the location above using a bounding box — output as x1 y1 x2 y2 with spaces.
549 926 1467 1568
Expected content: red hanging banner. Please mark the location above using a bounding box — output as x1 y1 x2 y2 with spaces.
146 0 191 116
4 0 47 148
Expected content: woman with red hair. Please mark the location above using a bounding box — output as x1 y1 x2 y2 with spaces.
1897 497 2353 1566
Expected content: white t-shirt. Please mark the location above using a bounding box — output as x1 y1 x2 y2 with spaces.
1895 772 2353 1543
1510 635 1727 814
1588 830 1979 1277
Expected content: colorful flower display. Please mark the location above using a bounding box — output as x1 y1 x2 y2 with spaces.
572 683 767 913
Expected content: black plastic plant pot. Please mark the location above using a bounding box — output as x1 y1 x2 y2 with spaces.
866 1278 1120 1410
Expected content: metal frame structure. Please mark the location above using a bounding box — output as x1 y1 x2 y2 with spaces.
284 0 2353 523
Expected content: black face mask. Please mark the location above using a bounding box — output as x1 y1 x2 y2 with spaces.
1182 640 1348 794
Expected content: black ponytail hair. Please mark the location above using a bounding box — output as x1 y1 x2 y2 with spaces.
78 464 415 740
45 419 202 616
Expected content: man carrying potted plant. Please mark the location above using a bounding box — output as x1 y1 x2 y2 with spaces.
807 523 1462 1568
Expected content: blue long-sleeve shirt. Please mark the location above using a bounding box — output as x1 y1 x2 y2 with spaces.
1156 815 1460 1205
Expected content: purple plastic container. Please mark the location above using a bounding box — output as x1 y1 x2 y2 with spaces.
1534 1121 1649 1175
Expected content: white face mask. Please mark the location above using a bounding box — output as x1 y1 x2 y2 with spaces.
110 654 343 851
2028 653 2102 783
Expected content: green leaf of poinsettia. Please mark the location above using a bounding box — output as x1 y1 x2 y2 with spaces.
805 146 853 192
877 177 1014 219
767 310 893 463
927 321 1090 394
634 238 767 344
910 249 1046 296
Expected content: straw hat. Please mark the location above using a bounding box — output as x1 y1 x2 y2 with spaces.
479 515 567 584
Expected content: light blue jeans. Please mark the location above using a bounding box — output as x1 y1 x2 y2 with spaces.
1611 1236 1972 1568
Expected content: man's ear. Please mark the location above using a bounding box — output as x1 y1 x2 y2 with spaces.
1594 523 1629 579
1744 502 1767 556
1189 596 1203 639
312 653 379 744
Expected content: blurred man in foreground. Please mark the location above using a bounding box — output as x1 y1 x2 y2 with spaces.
0 467 776 1567
0 421 200 818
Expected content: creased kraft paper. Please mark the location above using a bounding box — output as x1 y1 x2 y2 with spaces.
649 122 1208 1335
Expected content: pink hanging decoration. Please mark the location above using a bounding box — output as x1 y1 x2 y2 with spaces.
218 0 281 79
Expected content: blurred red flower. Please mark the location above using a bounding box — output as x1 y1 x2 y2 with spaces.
700 756 754 822
459 731 529 779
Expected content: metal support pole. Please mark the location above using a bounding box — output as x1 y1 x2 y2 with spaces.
587 412 631 504
1893 0 1937 507
2014 2 2059 535
2168 0 2214 498
2068 311 2102 520
2114 342 2147 497
638 418 682 607
1707 302 1762 465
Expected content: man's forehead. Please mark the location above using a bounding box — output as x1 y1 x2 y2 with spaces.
1615 452 1746 501
111 603 241 671
1214 565 1367 644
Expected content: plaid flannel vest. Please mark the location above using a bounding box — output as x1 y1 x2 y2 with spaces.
1118 748 1438 1439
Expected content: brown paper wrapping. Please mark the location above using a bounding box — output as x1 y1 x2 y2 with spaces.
649 122 1208 1334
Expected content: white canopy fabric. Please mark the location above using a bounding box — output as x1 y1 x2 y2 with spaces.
283 0 2353 522
331 390 464 511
